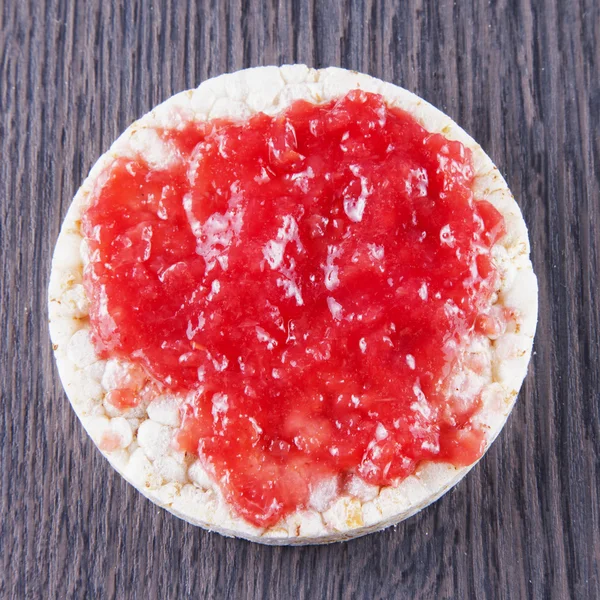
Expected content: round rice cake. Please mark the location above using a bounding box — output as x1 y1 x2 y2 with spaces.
48 65 538 544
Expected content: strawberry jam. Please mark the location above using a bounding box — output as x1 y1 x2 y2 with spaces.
83 91 506 527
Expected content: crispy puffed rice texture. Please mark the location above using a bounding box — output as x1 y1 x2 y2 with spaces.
49 65 538 545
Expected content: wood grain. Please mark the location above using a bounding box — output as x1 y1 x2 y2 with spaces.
1 0 598 598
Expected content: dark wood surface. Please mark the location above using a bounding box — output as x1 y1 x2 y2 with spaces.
1 0 598 598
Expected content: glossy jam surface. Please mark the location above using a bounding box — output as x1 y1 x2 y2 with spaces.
83 91 506 527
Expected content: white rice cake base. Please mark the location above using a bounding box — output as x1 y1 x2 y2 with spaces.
48 65 538 545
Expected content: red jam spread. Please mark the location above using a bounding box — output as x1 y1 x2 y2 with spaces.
83 91 506 527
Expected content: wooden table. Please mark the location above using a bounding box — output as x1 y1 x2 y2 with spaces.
1 1 598 598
